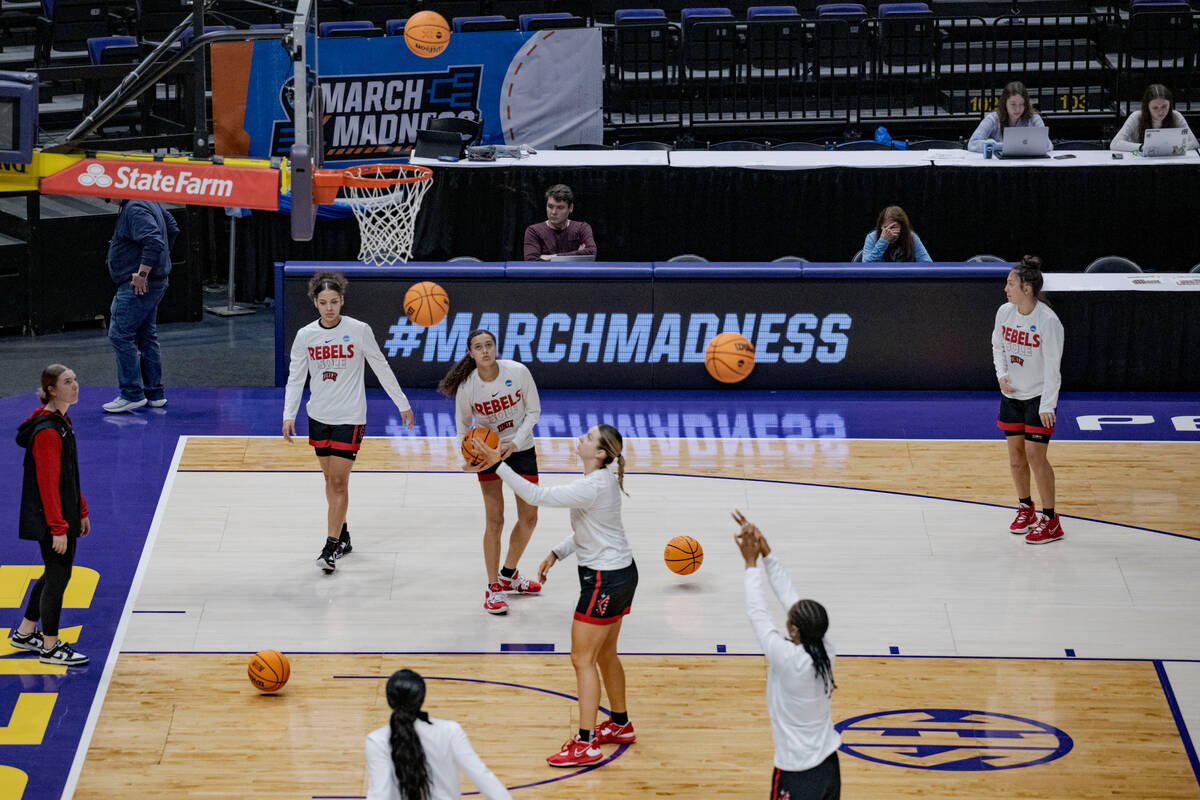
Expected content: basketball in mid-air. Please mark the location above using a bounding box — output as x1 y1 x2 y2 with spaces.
248 649 290 693
664 535 704 575
704 333 755 383
403 281 449 327
462 426 500 467
404 11 451 58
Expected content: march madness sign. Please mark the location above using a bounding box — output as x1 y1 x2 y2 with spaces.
212 30 602 161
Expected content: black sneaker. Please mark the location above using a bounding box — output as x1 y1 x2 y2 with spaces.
317 538 339 573
336 530 352 559
40 640 88 666
9 629 43 653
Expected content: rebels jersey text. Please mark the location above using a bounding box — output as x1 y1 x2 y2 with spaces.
455 360 541 463
284 315 411 425
991 301 1064 413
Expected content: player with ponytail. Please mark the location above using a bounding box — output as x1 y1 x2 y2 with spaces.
471 423 638 767
733 511 841 800
365 669 510 800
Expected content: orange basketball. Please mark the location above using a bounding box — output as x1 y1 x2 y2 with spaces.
461 426 500 467
404 11 451 58
248 649 290 693
704 332 755 383
403 281 449 327
664 535 704 575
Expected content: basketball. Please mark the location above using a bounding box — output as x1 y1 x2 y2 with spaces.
404 11 451 58
248 649 290 693
461 426 500 467
664 535 704 575
704 333 756 383
403 281 449 327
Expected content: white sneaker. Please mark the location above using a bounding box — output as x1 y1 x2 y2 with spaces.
40 640 88 666
103 396 147 413
146 398 167 408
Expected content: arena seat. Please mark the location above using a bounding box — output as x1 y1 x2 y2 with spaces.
519 12 586 29
87 34 137 64
452 15 518 31
318 20 383 37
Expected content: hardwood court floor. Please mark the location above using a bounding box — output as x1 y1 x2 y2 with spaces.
75 654 1200 799
180 436 1200 539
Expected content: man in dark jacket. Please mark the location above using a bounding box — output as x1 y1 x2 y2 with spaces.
103 199 180 413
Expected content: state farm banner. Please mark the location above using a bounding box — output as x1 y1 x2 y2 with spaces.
213 29 602 161
40 158 280 209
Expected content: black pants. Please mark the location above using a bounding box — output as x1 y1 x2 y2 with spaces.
23 535 76 636
771 752 840 800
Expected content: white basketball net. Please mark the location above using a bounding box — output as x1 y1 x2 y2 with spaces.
342 166 433 265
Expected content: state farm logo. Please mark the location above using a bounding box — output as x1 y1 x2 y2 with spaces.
77 163 113 188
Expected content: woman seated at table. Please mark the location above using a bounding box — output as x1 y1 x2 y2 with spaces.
968 81 1046 155
862 206 932 263
1110 84 1199 153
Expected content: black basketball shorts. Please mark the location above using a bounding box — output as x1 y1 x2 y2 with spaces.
308 419 365 460
574 561 638 625
997 396 1054 443
478 446 539 483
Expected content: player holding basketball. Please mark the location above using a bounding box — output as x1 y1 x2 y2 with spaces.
283 271 415 572
438 329 542 615
733 511 841 800
992 255 1065 544
472 424 637 767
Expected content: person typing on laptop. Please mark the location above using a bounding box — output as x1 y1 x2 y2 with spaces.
968 81 1046 155
523 184 598 261
1110 84 1198 154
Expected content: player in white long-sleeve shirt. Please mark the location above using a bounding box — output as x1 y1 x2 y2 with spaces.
733 511 841 800
473 424 638 768
366 669 510 800
282 271 415 572
438 329 543 615
991 256 1065 545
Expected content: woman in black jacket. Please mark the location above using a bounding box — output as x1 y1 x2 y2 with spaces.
10 364 91 666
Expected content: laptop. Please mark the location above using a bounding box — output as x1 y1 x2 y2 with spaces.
549 254 596 262
1142 127 1187 157
998 126 1051 159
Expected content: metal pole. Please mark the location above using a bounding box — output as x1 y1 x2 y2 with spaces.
204 211 257 317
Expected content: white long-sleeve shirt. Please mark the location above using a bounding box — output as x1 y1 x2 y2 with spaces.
745 557 841 772
283 315 411 425
990 301 1064 414
365 718 511 800
496 463 633 571
454 360 540 465
1110 110 1199 152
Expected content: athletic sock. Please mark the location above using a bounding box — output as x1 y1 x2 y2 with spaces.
1019 497 1033 508
340 522 349 537
1043 507 1055 519
578 728 593 743
611 711 629 726
499 567 516 579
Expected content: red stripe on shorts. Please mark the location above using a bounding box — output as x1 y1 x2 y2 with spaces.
328 439 362 452
309 438 332 447
573 610 624 625
1025 424 1054 435
771 767 780 799
585 571 603 616
996 420 1025 431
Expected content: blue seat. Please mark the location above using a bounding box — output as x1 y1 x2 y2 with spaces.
877 1 931 14
614 7 667 22
519 12 585 30
386 18 406 35
836 140 891 150
452 15 518 32
87 34 136 64
318 20 382 37
816 3 867 15
747 4 798 15
249 23 284 29
681 5 735 21
681 6 735 74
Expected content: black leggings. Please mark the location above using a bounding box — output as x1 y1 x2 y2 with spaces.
771 752 840 800
23 535 76 636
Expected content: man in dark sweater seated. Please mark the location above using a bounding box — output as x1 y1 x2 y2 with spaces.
523 184 598 261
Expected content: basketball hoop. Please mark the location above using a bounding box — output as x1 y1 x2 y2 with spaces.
313 163 433 265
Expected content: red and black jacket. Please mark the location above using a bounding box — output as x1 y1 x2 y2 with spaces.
16 408 88 541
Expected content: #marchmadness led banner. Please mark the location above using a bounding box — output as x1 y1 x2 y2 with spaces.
277 265 1004 390
212 29 603 161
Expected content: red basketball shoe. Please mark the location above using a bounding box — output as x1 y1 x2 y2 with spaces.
1025 515 1064 545
594 718 636 744
498 570 542 594
546 734 603 767
1009 504 1038 535
484 583 509 615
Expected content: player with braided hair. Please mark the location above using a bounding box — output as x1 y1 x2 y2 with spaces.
733 510 841 800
